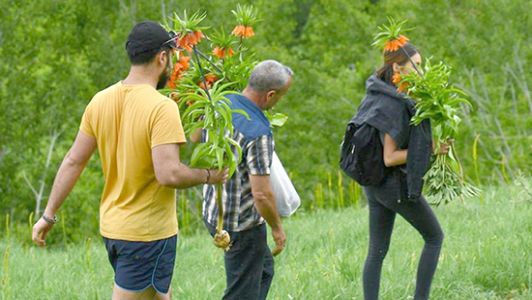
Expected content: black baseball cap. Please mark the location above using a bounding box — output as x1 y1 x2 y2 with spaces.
125 21 177 56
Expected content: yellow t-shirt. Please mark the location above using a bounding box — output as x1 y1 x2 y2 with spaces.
80 81 186 241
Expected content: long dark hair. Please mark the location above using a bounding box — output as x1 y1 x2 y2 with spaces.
376 43 418 85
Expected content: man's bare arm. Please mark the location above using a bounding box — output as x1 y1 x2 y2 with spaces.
152 143 227 188
250 175 286 255
43 131 97 217
33 131 97 246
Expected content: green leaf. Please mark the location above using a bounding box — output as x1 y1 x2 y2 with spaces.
232 109 250 119
267 112 288 127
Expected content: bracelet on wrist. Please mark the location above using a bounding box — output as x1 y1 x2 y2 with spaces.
42 214 58 225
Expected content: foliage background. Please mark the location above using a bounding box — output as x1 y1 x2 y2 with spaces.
0 0 530 241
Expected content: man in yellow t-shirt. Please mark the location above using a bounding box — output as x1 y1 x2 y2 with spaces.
32 21 227 300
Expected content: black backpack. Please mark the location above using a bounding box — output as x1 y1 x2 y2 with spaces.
339 122 386 186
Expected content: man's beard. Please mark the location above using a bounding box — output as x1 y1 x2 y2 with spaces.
156 56 172 90
156 68 170 90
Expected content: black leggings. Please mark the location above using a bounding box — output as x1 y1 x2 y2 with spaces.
363 179 444 300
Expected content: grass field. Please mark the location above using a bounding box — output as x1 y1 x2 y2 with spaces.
1 178 531 300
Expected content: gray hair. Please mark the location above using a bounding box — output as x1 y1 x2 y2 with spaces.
248 60 293 92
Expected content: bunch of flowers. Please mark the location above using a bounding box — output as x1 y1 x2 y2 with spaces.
373 18 480 205
160 5 287 250
401 61 480 205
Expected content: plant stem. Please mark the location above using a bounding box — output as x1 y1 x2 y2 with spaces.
194 49 226 76
192 46 213 102
215 184 223 233
239 36 243 61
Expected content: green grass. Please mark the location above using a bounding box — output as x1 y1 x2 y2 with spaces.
1 179 531 300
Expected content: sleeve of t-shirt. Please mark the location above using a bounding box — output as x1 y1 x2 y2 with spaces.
150 100 187 148
246 135 274 175
79 103 95 137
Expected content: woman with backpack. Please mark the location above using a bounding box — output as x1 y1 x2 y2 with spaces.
350 38 450 299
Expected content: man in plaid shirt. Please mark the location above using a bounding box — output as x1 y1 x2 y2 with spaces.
203 60 293 300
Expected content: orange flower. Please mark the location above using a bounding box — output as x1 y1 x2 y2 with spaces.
397 35 409 45
205 73 218 83
212 47 235 59
167 68 181 89
232 25 255 38
178 55 190 70
194 31 204 42
167 74 179 89
244 26 255 37
178 35 189 50
232 25 245 36
213 47 224 58
384 35 409 52
392 72 402 84
198 73 219 90
178 31 205 51
167 55 191 89
397 82 409 93
392 72 409 93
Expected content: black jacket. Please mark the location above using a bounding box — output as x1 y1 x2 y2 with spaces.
352 75 432 201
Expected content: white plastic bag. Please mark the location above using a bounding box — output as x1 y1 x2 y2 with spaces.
270 151 300 217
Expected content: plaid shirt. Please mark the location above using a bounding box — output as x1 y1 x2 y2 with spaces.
202 94 274 232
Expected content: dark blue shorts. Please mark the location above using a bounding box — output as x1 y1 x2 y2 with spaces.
103 235 177 294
